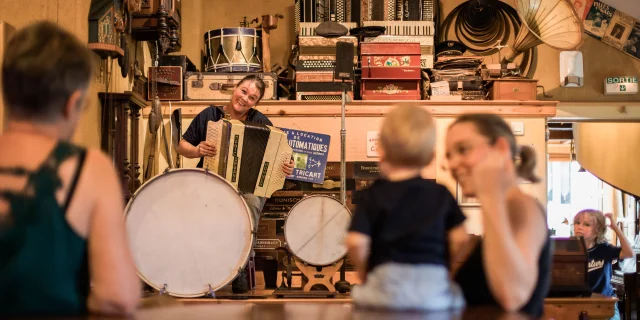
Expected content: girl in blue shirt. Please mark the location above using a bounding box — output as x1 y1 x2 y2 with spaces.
573 209 634 320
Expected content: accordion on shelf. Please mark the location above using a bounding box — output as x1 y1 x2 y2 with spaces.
204 119 293 198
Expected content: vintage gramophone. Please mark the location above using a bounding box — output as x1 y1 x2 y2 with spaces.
498 0 584 66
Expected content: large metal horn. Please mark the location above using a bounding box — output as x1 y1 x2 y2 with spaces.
502 0 584 62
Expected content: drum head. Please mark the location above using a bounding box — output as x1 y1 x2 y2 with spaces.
125 169 253 297
284 195 351 266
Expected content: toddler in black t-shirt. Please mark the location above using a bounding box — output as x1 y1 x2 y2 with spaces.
346 105 469 311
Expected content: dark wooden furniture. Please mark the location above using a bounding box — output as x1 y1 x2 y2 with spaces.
99 91 146 202
131 0 181 54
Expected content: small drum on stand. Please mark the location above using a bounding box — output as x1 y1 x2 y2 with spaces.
204 27 263 73
125 168 255 298
276 195 352 296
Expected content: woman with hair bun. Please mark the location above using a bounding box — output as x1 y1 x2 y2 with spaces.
444 114 552 318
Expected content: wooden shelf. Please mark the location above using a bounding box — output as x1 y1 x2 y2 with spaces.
142 100 558 118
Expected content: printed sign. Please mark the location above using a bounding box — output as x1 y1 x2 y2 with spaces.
367 131 380 157
604 76 639 94
278 127 330 184
254 239 282 250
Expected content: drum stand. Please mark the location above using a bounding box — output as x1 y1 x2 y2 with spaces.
334 79 352 294
273 247 341 298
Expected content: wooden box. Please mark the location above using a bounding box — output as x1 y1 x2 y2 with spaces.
488 78 538 101
361 79 421 100
361 42 422 80
548 237 592 297
148 66 182 101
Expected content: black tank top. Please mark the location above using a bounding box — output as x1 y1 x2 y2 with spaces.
453 207 552 318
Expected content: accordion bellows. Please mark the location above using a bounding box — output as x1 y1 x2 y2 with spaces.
204 119 292 198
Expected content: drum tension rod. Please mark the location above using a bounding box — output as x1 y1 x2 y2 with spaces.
159 283 167 295
207 284 216 298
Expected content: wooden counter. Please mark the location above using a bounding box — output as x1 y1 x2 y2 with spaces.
544 295 618 320
142 99 558 118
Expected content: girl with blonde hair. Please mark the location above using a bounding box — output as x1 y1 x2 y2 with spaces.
573 209 634 320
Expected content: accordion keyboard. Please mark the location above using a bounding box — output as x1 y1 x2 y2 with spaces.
298 22 358 36
363 21 435 36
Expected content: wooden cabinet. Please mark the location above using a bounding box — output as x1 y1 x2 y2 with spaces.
99 91 147 202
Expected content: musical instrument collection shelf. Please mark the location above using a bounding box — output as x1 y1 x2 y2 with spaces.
142 100 559 118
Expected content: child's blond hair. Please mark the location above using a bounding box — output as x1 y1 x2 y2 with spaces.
379 105 436 167
573 209 608 244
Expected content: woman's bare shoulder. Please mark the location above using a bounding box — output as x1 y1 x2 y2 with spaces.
507 191 547 230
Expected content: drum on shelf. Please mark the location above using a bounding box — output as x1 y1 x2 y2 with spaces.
204 28 263 73
284 195 352 267
125 168 254 298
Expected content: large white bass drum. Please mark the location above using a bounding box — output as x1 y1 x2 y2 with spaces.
125 169 254 297
284 195 352 266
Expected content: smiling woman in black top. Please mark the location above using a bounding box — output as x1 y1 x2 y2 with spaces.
445 114 552 317
175 75 294 293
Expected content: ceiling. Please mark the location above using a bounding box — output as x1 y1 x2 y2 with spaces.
603 0 640 20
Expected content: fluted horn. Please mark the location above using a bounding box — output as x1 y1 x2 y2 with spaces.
501 0 584 62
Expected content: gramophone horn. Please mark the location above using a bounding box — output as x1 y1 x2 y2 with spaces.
502 0 584 62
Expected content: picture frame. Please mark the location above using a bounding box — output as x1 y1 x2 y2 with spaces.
456 183 480 207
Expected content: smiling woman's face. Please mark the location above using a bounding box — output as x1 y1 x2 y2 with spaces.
230 80 261 114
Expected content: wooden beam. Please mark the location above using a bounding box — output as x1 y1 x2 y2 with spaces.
555 102 640 121
142 100 558 118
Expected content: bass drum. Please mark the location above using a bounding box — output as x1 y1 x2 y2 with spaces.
125 169 254 297
284 195 352 266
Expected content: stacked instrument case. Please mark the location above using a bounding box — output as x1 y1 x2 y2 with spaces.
183 72 278 101
360 42 422 100
296 36 357 100
363 35 434 69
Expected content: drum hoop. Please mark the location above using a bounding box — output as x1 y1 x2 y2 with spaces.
124 168 255 297
283 194 352 266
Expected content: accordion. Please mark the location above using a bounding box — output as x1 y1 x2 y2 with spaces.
204 119 292 198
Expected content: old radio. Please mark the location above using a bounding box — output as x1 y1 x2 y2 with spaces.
548 236 592 297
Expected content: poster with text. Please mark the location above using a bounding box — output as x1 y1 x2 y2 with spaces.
623 22 640 59
603 10 635 49
278 127 330 184
584 0 615 39
571 0 594 20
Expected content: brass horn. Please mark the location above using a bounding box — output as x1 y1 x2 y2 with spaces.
501 0 584 63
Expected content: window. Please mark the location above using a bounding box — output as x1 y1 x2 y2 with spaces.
547 160 604 237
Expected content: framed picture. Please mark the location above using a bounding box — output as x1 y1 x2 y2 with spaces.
457 183 480 207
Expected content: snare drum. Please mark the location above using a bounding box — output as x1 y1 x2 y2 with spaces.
125 169 254 297
204 28 263 73
284 195 352 266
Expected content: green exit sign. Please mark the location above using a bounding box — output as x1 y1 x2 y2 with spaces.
604 76 638 95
